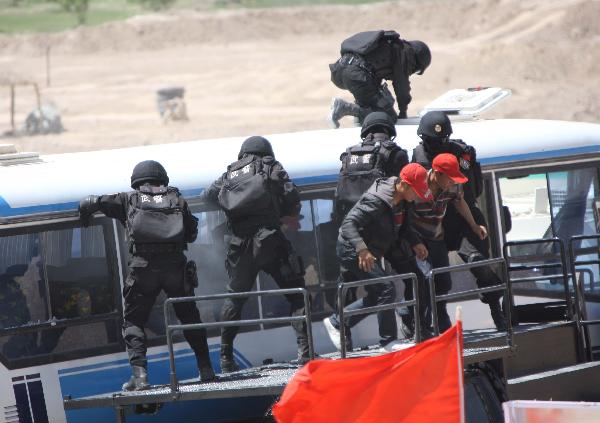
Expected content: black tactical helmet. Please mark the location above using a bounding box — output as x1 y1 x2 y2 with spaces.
238 136 275 159
360 111 397 139
408 40 431 75
130 160 169 189
417 111 452 139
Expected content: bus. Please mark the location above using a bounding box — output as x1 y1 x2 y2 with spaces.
1 105 600 422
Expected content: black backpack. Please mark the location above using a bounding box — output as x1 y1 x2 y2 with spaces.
218 155 275 221
335 141 395 215
340 30 400 56
127 186 185 245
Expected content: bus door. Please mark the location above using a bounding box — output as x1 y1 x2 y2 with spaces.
496 165 600 337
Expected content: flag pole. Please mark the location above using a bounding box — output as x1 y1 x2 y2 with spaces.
455 305 462 322
455 306 465 423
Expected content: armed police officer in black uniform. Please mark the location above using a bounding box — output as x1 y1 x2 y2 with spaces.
412 111 507 331
79 160 214 391
202 136 310 373
335 111 409 218
328 30 430 128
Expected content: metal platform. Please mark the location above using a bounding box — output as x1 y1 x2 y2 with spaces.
64 328 514 413
64 362 300 410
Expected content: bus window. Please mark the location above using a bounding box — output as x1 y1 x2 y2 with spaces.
313 198 340 313
549 168 600 295
186 208 254 338
260 200 319 322
548 168 598 244
0 220 120 368
498 173 551 242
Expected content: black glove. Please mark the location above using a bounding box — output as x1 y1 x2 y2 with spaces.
79 195 100 227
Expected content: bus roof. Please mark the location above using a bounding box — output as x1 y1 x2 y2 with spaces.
1 118 600 218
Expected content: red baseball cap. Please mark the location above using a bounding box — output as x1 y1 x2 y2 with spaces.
400 163 432 201
432 153 468 184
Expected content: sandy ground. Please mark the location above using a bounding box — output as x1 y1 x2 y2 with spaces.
0 0 599 154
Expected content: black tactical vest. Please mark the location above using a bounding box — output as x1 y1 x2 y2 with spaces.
335 140 397 216
412 139 483 205
127 186 185 250
218 155 275 223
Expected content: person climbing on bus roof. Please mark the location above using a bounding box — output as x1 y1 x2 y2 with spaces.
78 160 215 391
328 30 430 128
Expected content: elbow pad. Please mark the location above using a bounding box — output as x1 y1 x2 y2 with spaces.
79 195 100 217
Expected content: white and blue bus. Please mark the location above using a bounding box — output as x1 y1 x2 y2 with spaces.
1 102 600 422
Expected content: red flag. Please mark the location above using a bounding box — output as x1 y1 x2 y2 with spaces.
272 321 464 423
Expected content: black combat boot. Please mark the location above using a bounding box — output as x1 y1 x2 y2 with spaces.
196 352 216 382
122 365 149 391
328 97 360 128
489 301 507 331
219 344 239 374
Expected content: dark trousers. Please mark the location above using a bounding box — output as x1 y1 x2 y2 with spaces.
329 241 397 345
123 254 209 368
340 64 397 123
445 206 503 304
421 239 453 331
388 256 430 333
221 230 307 353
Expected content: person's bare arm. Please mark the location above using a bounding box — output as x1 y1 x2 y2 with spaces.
454 196 487 240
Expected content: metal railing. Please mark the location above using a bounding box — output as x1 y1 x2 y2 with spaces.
163 288 314 393
503 238 574 321
427 258 513 348
569 234 600 361
336 273 421 358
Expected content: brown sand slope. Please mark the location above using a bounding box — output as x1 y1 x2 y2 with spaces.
0 0 598 154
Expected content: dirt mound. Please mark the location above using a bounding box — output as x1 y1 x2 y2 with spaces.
0 0 598 154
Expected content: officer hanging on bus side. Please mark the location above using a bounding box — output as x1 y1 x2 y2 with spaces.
201 136 311 373
412 112 507 331
78 160 215 391
328 30 430 128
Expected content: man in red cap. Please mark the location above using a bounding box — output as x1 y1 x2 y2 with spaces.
323 163 432 350
409 153 488 332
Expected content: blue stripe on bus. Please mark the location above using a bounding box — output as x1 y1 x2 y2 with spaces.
478 145 600 165
57 345 246 376
0 175 336 217
59 347 250 403
65 396 275 423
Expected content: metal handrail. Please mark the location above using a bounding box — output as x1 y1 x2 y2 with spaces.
503 238 574 321
0 311 121 336
336 273 420 358
427 258 513 350
568 234 600 361
163 288 314 393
